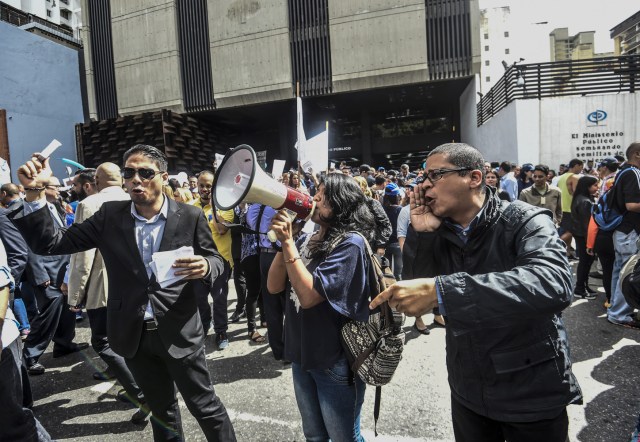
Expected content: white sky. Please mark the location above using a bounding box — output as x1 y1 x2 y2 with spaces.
479 0 639 62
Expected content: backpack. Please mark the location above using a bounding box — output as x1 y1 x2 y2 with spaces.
592 168 633 231
328 231 405 435
621 237 640 310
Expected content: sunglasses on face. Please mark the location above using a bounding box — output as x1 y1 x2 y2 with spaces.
121 167 162 180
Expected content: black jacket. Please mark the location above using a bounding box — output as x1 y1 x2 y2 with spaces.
10 198 225 359
571 194 594 237
405 189 582 422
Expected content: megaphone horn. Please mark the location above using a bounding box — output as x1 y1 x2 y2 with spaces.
212 145 315 240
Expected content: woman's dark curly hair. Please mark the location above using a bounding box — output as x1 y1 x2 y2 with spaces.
307 173 377 260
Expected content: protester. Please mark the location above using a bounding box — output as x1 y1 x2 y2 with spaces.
370 143 582 442
607 142 640 329
571 175 599 299
10 145 236 441
382 183 403 280
267 173 374 441
497 161 517 201
519 164 563 225
516 163 534 197
484 169 511 201
556 159 584 259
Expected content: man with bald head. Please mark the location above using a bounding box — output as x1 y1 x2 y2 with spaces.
1 183 21 208
66 162 148 423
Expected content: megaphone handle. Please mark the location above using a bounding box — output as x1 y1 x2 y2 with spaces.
267 229 278 243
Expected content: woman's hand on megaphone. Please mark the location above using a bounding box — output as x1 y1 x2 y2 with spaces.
270 209 294 243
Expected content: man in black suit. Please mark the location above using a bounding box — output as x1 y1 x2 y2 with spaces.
10 145 236 441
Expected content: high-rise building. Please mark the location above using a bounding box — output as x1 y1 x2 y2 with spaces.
479 6 513 93
77 0 482 171
611 10 640 55
549 28 596 61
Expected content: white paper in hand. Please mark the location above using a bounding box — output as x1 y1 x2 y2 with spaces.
40 139 61 159
151 246 195 288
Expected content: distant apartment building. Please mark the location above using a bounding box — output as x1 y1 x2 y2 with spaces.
3 0 81 38
479 6 514 93
549 28 598 61
611 10 640 55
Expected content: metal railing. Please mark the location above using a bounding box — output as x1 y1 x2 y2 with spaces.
477 55 640 126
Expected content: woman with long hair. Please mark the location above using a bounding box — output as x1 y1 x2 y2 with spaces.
571 175 599 299
485 170 511 201
353 175 373 198
267 173 375 441
516 163 534 197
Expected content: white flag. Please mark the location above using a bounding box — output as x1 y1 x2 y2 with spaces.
299 124 328 173
295 97 306 155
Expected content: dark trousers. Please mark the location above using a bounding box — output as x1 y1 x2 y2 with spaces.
231 256 247 314
198 263 230 336
259 252 286 360
241 254 262 333
594 230 615 301
0 339 52 442
451 396 568 442
23 285 76 365
575 236 595 292
87 307 143 402
125 330 236 441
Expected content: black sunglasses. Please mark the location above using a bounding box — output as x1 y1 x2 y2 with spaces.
121 167 162 180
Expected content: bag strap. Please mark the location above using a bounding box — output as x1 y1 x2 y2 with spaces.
374 386 382 437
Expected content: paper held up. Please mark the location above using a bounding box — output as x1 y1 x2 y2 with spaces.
150 246 195 288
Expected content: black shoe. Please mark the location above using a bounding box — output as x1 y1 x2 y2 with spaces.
574 290 597 300
131 404 151 425
93 369 116 381
229 309 246 323
585 286 598 294
27 363 45 376
215 332 229 350
52 342 89 358
116 388 132 404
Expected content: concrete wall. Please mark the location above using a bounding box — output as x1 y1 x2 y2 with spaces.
461 77 640 167
111 0 184 114
80 0 97 120
329 0 428 93
209 0 292 108
0 21 84 183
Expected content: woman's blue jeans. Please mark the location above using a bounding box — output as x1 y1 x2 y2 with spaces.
11 298 30 332
292 358 366 442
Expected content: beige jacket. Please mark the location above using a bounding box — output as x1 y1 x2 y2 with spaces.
67 186 130 309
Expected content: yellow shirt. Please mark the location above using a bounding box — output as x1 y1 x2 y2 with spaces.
192 198 234 266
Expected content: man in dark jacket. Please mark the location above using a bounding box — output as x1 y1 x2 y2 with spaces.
371 143 582 442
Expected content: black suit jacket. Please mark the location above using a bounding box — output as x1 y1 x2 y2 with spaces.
0 205 28 282
10 198 225 359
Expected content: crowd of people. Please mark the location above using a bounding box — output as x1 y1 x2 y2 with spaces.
0 140 638 441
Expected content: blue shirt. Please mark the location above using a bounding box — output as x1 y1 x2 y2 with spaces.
501 173 518 201
284 232 370 370
246 204 278 249
130 197 169 319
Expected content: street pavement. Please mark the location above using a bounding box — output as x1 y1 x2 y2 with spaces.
28 271 640 441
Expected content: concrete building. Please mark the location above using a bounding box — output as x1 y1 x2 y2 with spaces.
3 0 82 38
78 0 481 172
611 10 640 56
462 54 640 167
479 6 514 93
549 28 598 62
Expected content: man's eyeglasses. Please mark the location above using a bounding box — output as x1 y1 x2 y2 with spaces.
424 168 473 183
121 167 162 180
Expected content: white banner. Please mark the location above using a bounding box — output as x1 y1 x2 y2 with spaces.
272 159 286 178
295 96 306 154
299 125 329 173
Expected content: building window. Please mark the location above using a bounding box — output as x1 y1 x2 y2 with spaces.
46 9 52 17
485 60 490 66
505 48 510 54
504 31 509 37
485 45 489 51
60 10 71 20
486 76 491 82
484 33 489 40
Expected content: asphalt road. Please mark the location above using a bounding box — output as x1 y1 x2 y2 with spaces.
27 272 640 442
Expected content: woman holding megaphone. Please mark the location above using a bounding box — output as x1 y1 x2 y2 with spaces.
267 173 376 441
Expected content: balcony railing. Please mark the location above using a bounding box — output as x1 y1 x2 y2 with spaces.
0 1 73 37
477 55 640 126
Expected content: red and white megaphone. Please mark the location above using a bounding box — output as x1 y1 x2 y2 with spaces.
212 144 315 241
